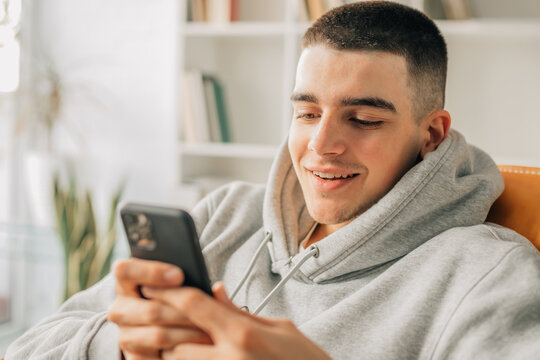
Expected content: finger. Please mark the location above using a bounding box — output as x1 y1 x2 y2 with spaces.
108 297 193 326
141 286 250 341
115 278 136 297
115 258 184 286
211 282 273 325
114 258 184 294
162 343 221 360
211 282 256 317
211 282 237 310
123 349 161 360
118 325 212 351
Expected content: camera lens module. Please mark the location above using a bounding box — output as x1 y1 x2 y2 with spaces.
137 214 148 226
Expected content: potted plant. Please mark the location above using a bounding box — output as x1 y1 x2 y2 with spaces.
53 170 124 301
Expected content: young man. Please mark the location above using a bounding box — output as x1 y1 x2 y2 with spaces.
7 2 540 359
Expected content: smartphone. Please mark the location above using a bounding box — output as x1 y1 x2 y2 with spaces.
120 203 213 296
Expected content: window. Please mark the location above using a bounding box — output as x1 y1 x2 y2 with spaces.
0 0 21 340
0 0 21 93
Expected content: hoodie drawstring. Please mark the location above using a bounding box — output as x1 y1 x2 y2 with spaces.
230 230 320 315
230 231 273 301
252 244 319 315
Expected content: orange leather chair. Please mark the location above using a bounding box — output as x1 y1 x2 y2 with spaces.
487 165 540 251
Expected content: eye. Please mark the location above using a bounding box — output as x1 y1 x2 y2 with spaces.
350 118 384 128
296 113 320 120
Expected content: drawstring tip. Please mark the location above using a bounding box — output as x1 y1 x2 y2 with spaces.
308 244 320 258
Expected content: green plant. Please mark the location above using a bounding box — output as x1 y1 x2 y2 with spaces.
53 172 123 301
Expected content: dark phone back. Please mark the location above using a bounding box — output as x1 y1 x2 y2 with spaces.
120 203 213 296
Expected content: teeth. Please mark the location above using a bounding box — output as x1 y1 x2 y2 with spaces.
312 171 355 180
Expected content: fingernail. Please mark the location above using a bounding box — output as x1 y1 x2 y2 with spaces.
211 281 222 291
164 268 182 282
141 286 156 296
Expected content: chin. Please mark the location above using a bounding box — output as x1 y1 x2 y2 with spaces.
306 195 379 225
307 201 353 225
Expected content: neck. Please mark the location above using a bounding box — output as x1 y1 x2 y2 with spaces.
303 221 351 248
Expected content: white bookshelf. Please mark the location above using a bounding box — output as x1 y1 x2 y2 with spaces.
184 22 290 36
179 142 278 159
436 19 540 36
174 0 540 206
175 0 298 203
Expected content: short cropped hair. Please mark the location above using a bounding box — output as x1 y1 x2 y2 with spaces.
302 1 447 121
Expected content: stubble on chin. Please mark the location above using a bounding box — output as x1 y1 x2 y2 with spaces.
306 192 382 225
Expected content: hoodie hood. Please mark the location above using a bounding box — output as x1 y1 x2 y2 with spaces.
263 130 504 283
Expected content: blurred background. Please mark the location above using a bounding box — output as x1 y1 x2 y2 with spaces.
0 0 539 353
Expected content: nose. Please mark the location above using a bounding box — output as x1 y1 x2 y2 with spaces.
307 113 346 156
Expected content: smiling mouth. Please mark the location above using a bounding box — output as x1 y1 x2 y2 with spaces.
311 170 359 181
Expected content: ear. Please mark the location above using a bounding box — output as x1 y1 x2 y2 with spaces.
420 109 451 158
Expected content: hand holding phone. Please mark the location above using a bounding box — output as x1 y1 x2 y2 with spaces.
120 203 213 296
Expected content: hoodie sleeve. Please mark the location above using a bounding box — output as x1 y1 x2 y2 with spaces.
190 181 265 250
5 182 262 359
431 244 540 359
4 186 232 360
5 274 118 360
4 188 227 360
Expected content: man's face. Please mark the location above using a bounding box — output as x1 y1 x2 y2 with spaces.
289 46 424 227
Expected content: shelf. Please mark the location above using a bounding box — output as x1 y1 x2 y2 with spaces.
295 20 540 38
175 1 540 203
179 142 279 159
436 19 540 37
183 22 288 37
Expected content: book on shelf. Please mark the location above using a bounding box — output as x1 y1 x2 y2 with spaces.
205 75 231 142
181 72 198 142
306 0 326 21
301 0 351 22
298 0 310 22
192 70 211 142
441 0 472 20
187 0 239 23
181 70 230 143
326 0 345 11
203 76 221 143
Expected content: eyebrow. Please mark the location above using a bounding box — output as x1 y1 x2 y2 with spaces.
290 92 397 113
290 92 318 103
341 96 396 113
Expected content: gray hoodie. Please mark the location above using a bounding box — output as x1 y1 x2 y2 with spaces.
6 130 540 359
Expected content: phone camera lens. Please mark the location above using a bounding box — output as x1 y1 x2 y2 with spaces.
124 214 137 226
123 211 156 250
137 214 148 226
129 232 140 242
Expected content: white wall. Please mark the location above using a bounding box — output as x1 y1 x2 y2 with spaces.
445 29 540 165
1 1 180 352
0 96 15 223
31 0 180 208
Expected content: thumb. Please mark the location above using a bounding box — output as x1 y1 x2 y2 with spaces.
212 281 237 310
212 282 271 325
